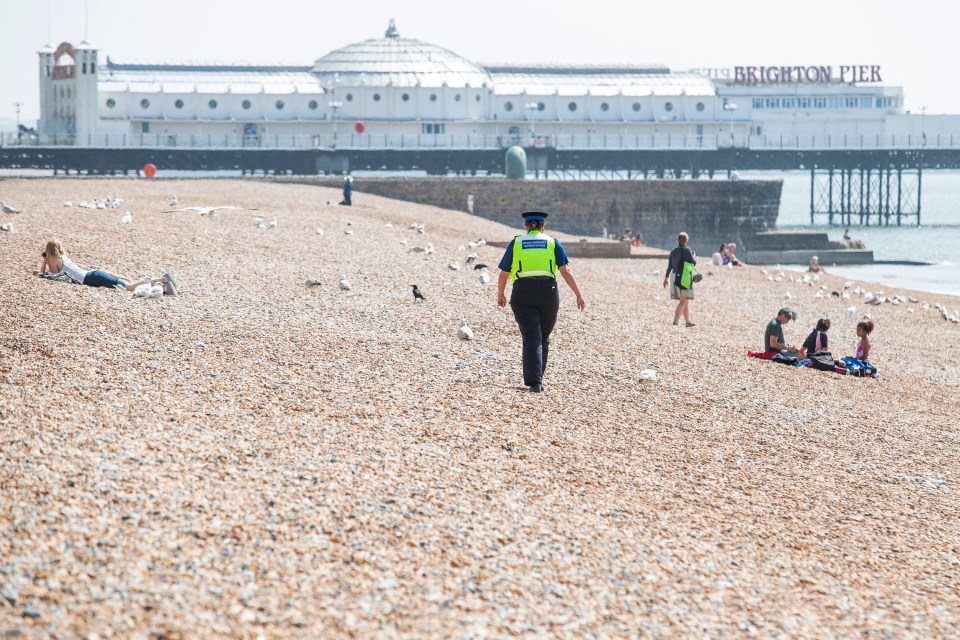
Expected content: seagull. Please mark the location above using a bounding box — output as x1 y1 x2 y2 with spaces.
169 195 178 207
339 278 352 291
316 228 324 236
425 244 435 255
344 229 353 235
411 284 425 302
465 253 478 263
120 212 133 224
639 364 657 381
1 201 20 214
448 262 461 271
304 279 322 287
783 292 793 300
479 271 490 284
267 217 278 229
474 238 486 247
399 239 408 246
166 206 254 216
385 223 392 228
416 224 426 234
254 215 264 226
845 306 857 317
62 201 72 207
473 263 489 270
457 319 473 340
0 223 14 232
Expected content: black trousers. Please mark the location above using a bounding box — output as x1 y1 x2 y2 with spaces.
510 277 560 386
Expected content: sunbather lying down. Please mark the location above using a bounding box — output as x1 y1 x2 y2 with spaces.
35 239 177 295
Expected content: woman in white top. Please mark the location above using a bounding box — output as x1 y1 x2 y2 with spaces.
35 239 175 293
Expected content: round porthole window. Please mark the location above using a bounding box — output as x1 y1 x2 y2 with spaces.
308 100 318 110
455 94 462 102
537 102 545 111
275 100 285 110
140 98 150 109
664 102 674 112
106 98 116 108
174 99 184 109
373 93 381 102
345 93 353 102
242 100 251 110
505 101 513 111
208 99 218 109
402 93 410 102
430 94 437 102
696 102 705 112
600 102 609 111
475 95 481 102
568 102 577 112
632 102 641 112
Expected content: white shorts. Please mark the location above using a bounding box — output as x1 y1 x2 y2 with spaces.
670 280 694 300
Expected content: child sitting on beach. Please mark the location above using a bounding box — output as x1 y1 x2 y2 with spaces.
35 239 176 294
799 318 831 360
841 320 877 377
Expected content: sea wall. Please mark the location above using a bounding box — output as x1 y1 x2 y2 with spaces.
281 177 783 255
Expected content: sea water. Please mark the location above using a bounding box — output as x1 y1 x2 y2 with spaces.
739 169 960 297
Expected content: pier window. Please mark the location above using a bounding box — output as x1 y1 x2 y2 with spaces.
813 97 826 108
373 93 381 102
568 102 578 112
845 97 858 108
141 122 150 133
860 97 871 108
632 102 641 112
664 102 673 112
422 123 445 134
308 100 318 110
140 99 150 109
455 94 462 102
175 99 184 109
601 102 609 111
276 100 285 110
402 93 410 101
475 95 481 102
242 100 251 110
764 98 779 109
752 98 763 109
782 98 795 109
696 102 705 112
504 101 514 111
208 99 218 109
430 94 438 102
346 93 353 101
799 97 811 109
106 98 115 108
537 102 545 111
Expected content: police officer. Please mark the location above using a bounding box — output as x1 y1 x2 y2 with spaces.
497 211 586 392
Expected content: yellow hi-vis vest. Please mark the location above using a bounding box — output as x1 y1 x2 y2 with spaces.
510 231 558 281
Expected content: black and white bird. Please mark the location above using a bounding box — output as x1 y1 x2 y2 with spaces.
411 284 425 302
473 263 489 271
465 253 478 263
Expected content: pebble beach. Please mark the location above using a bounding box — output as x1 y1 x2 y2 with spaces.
1 177 958 638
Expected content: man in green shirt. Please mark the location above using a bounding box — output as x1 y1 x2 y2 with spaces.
765 308 800 354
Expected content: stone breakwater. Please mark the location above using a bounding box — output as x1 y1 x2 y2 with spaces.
0 178 958 638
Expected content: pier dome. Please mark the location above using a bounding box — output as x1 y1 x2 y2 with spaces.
312 20 491 88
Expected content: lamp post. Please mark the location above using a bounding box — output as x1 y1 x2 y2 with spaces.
723 102 737 147
13 101 23 144
920 105 927 147
525 102 538 144
329 100 343 148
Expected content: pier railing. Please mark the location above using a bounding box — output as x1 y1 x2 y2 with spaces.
4 131 957 151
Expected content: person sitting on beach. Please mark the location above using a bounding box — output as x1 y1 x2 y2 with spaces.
35 239 175 294
843 228 851 242
840 320 877 377
725 243 744 266
808 255 827 274
799 318 830 360
712 243 727 266
764 308 799 355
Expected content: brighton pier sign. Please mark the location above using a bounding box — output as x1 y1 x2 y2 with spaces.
693 65 882 84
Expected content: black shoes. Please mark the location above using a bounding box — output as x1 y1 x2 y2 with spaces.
529 383 544 393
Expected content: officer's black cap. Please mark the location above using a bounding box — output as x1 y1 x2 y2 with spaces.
521 211 548 222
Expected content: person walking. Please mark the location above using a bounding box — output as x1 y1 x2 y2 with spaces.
663 231 696 326
339 175 353 206
497 211 586 392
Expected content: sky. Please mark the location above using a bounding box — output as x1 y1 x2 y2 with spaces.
0 0 954 125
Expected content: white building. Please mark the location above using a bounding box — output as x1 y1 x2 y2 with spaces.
35 21 954 150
